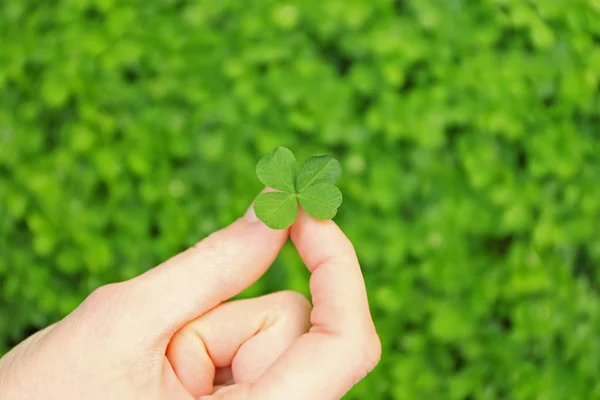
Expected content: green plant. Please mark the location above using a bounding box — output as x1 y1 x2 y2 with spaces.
254 147 342 229
1 0 600 398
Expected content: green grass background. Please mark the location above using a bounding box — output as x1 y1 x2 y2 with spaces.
2 0 600 398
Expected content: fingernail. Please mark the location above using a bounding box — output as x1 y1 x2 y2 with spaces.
244 201 260 223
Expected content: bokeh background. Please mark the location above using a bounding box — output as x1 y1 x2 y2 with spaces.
1 0 600 398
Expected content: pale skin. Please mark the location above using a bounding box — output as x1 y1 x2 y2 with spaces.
0 202 381 400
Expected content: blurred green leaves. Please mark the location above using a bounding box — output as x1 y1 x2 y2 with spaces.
1 0 600 398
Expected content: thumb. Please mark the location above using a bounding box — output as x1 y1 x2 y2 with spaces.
124 196 288 342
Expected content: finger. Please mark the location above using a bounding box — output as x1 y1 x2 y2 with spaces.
166 291 311 398
246 211 381 400
127 195 289 340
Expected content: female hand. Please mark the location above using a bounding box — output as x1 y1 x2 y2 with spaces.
0 201 381 400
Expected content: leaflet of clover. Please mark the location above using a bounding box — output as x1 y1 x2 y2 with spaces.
253 191 298 230
296 155 342 192
297 183 343 220
255 147 297 192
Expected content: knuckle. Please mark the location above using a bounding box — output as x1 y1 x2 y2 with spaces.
273 290 312 319
73 281 144 353
86 283 124 306
275 290 312 311
343 329 382 379
336 234 357 258
346 240 358 256
267 291 312 329
362 331 382 370
78 281 134 320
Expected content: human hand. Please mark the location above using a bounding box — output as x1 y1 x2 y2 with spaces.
0 201 381 400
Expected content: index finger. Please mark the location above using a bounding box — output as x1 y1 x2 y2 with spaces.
247 211 381 400
122 199 289 340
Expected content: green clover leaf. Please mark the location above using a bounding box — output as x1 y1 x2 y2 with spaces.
255 147 297 192
296 154 342 191
253 191 298 230
297 183 343 220
253 147 343 229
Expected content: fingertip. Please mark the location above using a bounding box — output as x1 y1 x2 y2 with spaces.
291 210 355 272
292 209 337 236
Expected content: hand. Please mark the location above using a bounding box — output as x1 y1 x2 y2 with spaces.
0 202 381 400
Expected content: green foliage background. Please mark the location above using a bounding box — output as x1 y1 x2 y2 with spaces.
1 0 600 398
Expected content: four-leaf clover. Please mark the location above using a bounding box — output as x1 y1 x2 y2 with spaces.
253 147 343 229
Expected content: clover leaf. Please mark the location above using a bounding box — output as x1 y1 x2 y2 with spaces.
253 147 343 229
255 146 297 192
